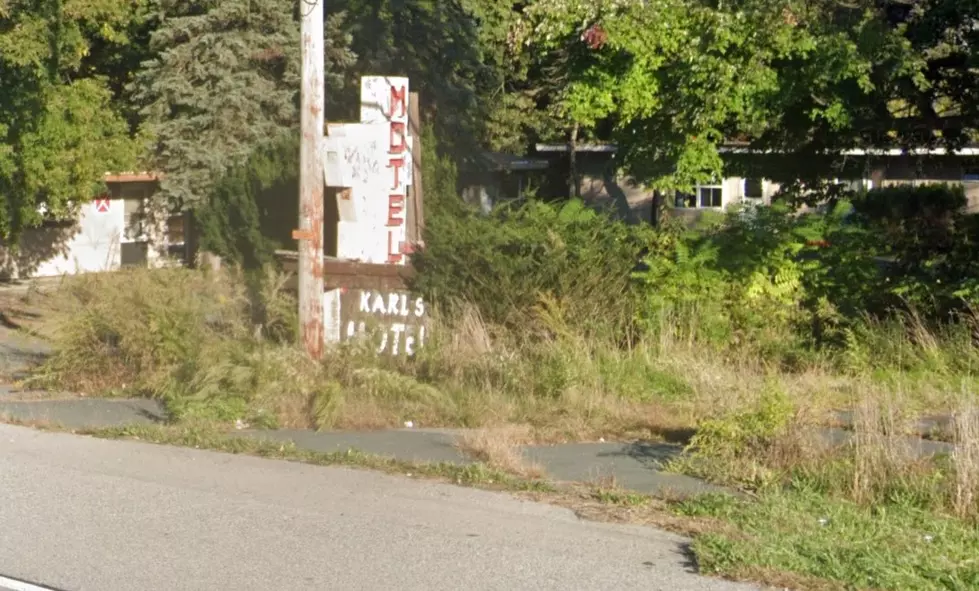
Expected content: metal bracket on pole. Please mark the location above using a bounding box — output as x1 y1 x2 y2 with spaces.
292 229 317 241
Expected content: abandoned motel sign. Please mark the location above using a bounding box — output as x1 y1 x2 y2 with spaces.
329 287 428 357
321 76 428 356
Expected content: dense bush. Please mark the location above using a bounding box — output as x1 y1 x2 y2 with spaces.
414 180 978 368
195 133 299 269
413 195 663 339
850 184 979 316
634 200 884 359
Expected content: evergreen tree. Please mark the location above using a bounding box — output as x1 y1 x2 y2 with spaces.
194 133 299 268
132 0 355 211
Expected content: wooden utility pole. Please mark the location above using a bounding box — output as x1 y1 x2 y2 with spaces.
297 0 325 358
408 92 425 247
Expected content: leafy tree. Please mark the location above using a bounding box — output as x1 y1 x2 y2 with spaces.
736 0 979 200
0 0 139 241
760 0 979 154
78 0 161 133
328 0 584 159
515 0 979 196
514 0 790 189
850 184 979 314
465 0 543 153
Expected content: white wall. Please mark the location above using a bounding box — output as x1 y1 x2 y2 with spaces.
0 199 125 280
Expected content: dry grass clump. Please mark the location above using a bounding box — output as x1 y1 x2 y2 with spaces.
454 425 545 479
671 376 979 522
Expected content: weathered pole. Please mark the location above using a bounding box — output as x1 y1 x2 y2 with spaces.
297 0 325 358
408 92 425 248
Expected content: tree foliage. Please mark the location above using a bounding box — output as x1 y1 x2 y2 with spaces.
515 0 979 191
327 0 512 154
7 0 979 252
0 0 140 240
194 132 299 268
132 0 354 210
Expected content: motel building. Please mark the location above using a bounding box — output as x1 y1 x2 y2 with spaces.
0 172 191 281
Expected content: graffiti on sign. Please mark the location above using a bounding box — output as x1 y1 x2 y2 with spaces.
343 141 381 184
337 289 428 356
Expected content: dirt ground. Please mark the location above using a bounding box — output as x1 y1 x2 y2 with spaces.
0 279 61 386
0 278 64 333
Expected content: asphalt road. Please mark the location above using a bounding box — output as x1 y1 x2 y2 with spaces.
0 424 759 591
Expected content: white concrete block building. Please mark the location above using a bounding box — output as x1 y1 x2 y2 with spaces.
0 173 189 281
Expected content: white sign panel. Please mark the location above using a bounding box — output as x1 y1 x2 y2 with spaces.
324 76 414 265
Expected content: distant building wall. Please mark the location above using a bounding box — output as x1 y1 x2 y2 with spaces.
559 152 979 225
876 160 979 213
0 199 124 280
0 177 189 281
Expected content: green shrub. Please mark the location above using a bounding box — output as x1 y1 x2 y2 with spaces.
412 197 658 339
632 189 979 365
633 204 822 360
632 230 736 348
851 183 979 316
689 386 794 457
673 386 795 490
196 132 299 269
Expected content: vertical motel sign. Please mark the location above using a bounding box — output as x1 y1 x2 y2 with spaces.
323 76 413 265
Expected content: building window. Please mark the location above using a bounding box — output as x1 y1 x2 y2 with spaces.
124 198 147 241
121 242 148 266
167 214 186 246
744 178 764 200
675 182 723 209
699 185 723 207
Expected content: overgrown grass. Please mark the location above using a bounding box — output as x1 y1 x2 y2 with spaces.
26 266 697 438
672 390 979 514
679 491 979 591
454 425 545 479
29 264 976 436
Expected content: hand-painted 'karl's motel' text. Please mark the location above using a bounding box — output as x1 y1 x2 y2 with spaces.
321 76 428 356
340 289 427 356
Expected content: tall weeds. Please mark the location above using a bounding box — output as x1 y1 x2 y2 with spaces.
30 187 979 524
